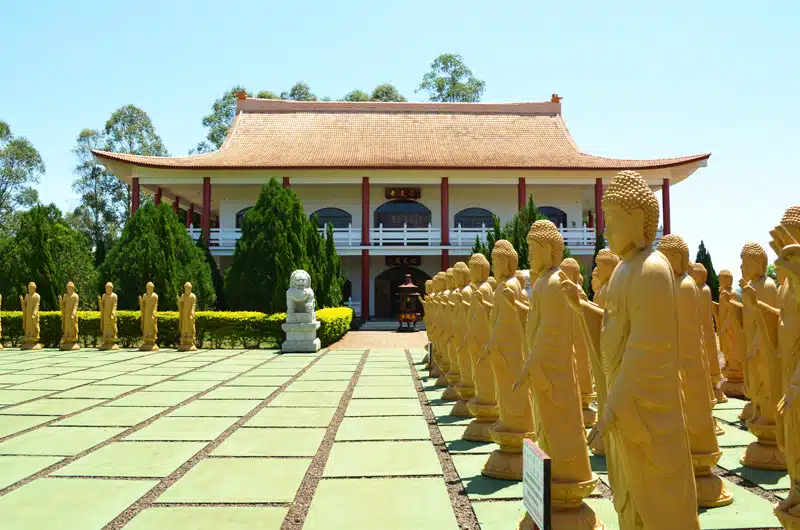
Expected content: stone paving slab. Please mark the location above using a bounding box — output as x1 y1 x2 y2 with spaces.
52 441 205 478
0 455 62 489
157 458 310 503
438 425 497 454
213 427 326 457
351 384 418 399
344 398 423 416
53 384 140 399
0 478 159 530
147 380 218 392
246 407 336 428
125 417 237 441
717 445 791 490
0 389 55 404
201 385 278 400
270 391 343 407
168 399 260 417
296 372 353 381
54 406 167 427
0 415 59 437
125 506 289 530
356 375 416 386
288 380 350 392
0 397 106 416
323 441 442 477
8 378 96 391
451 453 524 500
0 426 124 456
335 416 430 441
304 477 459 530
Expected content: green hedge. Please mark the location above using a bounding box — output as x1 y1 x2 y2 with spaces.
0 307 353 349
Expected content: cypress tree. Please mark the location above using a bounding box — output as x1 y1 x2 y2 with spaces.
99 203 215 309
320 223 344 308
197 235 226 310
586 232 607 300
695 240 720 302
23 206 60 310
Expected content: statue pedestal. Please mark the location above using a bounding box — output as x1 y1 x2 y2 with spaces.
282 321 321 353
60 341 80 351
741 420 787 470
463 399 498 442
451 381 474 418
21 342 42 350
139 342 159 351
721 375 746 398
692 451 734 507
776 494 800 530
481 428 534 480
98 342 118 351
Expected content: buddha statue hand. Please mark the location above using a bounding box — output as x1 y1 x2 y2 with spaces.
557 271 583 312
740 280 757 307
586 407 614 446
778 384 799 415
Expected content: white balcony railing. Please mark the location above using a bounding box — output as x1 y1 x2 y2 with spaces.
188 224 664 251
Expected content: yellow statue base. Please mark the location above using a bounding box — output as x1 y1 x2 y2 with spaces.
721 376 746 398
451 382 475 418
21 342 42 350
775 494 800 530
139 342 159 351
435 373 449 386
178 343 197 352
739 401 754 421
60 342 80 351
589 435 605 456
481 427 534 480
430 360 442 378
715 419 726 436
741 421 787 470
582 394 597 427
692 452 734 507
517 478 605 530
463 400 498 442
711 375 728 404
98 342 119 351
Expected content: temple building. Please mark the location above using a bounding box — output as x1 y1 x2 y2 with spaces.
93 94 710 319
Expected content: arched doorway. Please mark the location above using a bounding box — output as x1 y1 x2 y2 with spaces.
374 200 431 228
538 206 567 228
374 266 431 319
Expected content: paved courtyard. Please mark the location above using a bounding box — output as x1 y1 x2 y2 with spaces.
0 334 790 529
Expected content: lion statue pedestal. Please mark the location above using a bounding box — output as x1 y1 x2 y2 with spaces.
281 270 321 353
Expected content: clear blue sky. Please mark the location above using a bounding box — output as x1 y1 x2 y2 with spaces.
1 0 798 277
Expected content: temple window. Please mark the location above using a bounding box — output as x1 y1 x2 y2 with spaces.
311 207 352 229
374 200 431 228
454 207 493 228
235 207 252 229
538 206 567 228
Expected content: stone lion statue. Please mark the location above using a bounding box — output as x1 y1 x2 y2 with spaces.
286 269 316 323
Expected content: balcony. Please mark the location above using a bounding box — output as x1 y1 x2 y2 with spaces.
189 224 665 257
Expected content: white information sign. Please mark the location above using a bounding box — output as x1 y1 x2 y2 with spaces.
523 439 551 530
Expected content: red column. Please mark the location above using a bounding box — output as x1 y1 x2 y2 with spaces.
361 249 370 320
282 176 290 189
131 177 140 215
662 178 671 235
517 177 526 211
154 187 162 206
172 196 180 215
441 177 449 245
441 251 449 272
594 178 604 235
202 177 211 243
361 177 370 245
186 204 193 228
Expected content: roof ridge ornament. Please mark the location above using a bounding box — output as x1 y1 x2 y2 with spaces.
551 93 563 103
235 90 247 100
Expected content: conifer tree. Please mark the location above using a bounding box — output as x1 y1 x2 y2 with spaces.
23 206 60 310
586 232 607 300
197 235 226 310
319 223 344 308
695 240 720 302
470 194 546 271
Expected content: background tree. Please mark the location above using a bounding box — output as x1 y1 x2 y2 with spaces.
195 86 248 153
417 54 486 102
370 84 406 102
98 203 215 310
0 121 44 229
319 223 344 307
69 128 121 266
343 90 370 102
256 90 279 99
281 82 317 101
767 264 777 281
471 194 546 270
103 105 168 221
197 235 226 310
695 240 721 302
586 232 607 300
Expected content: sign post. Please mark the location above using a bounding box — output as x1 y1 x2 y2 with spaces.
523 439 551 530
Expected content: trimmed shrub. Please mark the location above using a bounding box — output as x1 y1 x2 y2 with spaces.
0 307 353 349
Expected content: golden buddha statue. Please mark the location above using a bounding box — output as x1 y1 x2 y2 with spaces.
561 170 700 530
177 282 197 352
757 206 800 527
138 282 159 351
516 221 602 530
463 253 500 442
691 262 727 404
97 282 119 350
488 276 498 291
451 262 475 417
718 269 746 398
587 248 619 456
20 283 42 350
658 235 732 507
730 243 784 470
58 282 80 351
430 273 448 379
560 257 596 426
420 279 434 368
442 268 462 401
478 240 534 480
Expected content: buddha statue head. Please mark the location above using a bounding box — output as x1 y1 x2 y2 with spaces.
491 240 518 280
453 262 470 288
595 249 620 284
445 268 455 291
602 170 660 258
433 273 446 294
184 282 193 294
104 282 113 294
27 282 36 294
740 243 768 282
560 257 581 284
780 205 800 241
690 263 708 287
468 253 490 284
527 220 564 273
66 281 75 295
719 269 733 292
487 276 498 291
657 234 691 276
425 279 433 296
146 281 155 294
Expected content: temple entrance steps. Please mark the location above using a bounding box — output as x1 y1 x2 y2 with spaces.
358 320 426 332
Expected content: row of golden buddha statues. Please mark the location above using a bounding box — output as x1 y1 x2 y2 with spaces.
420 170 800 530
0 281 198 352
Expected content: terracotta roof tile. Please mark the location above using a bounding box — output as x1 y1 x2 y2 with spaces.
92 99 710 171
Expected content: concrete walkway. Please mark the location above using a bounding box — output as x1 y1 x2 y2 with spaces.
0 335 788 529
